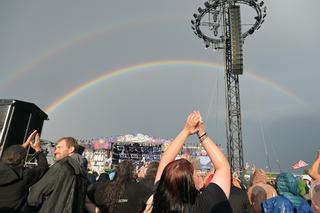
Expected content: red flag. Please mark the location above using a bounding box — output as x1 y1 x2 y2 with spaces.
292 160 308 169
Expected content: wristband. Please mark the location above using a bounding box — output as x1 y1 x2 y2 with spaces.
198 132 207 139
198 132 207 143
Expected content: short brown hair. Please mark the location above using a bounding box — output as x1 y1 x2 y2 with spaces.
57 137 79 154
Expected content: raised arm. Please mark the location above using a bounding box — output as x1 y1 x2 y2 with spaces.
25 132 49 185
155 111 200 183
197 113 231 198
30 133 48 169
309 150 320 180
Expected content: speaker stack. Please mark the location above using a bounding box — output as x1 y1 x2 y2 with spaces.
229 5 243 75
0 99 48 157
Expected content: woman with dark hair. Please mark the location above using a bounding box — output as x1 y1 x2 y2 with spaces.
93 160 151 213
145 111 232 213
0 130 48 213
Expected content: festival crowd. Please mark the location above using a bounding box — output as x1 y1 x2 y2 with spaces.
0 111 319 213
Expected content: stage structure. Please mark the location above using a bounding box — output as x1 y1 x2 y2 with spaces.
78 134 170 172
112 142 162 166
191 0 266 173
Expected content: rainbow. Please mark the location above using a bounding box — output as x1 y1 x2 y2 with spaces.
44 60 303 113
0 16 184 92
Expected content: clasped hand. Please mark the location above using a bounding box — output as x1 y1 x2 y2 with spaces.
184 111 205 135
21 130 42 152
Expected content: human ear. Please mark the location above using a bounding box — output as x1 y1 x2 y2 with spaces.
70 146 75 154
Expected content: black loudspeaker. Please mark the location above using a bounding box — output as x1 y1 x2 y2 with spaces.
229 5 243 75
0 99 49 157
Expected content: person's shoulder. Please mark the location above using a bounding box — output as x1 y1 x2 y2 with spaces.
0 164 23 183
194 183 232 213
196 183 229 204
46 159 72 175
56 156 82 173
203 183 228 197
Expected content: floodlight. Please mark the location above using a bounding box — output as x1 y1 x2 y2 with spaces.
212 1 219 8
204 1 210 8
204 40 210 49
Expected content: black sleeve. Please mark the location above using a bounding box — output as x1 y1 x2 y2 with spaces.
194 183 233 213
25 151 49 187
35 151 49 170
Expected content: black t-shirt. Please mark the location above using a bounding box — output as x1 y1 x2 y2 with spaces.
94 180 152 213
191 183 233 213
117 181 152 213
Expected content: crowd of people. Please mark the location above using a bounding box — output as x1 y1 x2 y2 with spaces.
0 111 319 212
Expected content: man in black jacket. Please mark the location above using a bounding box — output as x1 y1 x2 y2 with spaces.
0 130 48 213
28 137 88 213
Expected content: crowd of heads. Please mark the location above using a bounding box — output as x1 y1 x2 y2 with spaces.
0 112 320 213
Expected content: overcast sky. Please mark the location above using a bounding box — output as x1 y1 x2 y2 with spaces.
0 0 319 173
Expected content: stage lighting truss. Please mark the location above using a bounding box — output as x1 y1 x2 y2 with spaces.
191 0 267 50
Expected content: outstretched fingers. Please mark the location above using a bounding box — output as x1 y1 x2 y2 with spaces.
26 130 37 144
22 130 37 148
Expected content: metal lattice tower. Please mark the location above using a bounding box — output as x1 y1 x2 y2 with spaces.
191 0 266 173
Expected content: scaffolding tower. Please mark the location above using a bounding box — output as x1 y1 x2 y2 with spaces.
191 0 267 173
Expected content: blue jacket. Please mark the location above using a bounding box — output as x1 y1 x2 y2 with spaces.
262 195 312 213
